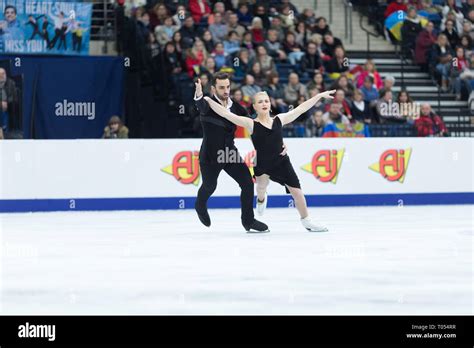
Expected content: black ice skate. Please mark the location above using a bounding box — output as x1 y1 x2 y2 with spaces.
244 219 270 233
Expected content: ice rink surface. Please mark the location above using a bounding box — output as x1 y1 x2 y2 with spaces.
0 205 472 315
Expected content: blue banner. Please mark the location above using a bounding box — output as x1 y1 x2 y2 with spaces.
4 55 124 139
0 0 92 55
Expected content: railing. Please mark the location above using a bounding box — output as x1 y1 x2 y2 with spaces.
343 0 353 45
358 14 380 59
87 0 117 54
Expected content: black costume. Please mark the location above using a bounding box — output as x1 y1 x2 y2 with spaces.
251 116 301 193
194 95 255 227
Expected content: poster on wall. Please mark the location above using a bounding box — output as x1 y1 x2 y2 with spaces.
0 0 92 55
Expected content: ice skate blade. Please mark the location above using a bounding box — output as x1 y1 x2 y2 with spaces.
246 229 270 234
306 227 329 232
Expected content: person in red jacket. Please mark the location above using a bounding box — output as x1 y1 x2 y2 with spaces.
415 21 437 70
189 0 211 24
384 0 408 19
414 103 448 136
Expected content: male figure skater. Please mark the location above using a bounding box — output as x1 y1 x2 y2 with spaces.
194 73 285 233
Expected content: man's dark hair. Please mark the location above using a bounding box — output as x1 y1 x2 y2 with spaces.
4 5 17 15
212 72 230 86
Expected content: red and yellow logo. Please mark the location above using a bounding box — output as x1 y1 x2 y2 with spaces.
369 149 411 182
301 149 345 183
161 150 257 186
161 151 201 186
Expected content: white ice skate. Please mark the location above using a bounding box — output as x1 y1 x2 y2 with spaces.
301 217 328 232
256 193 267 216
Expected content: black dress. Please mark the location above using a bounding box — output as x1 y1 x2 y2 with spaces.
251 116 301 193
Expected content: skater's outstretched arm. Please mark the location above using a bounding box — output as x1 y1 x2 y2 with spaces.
277 89 336 126
204 96 254 133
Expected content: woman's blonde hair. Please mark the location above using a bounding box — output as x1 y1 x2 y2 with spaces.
252 91 270 104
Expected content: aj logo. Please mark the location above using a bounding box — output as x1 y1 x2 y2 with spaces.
162 150 257 186
301 149 344 183
161 151 200 186
369 149 411 182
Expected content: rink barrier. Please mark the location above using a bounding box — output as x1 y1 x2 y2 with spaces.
0 192 473 213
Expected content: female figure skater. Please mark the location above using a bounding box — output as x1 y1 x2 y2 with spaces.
203 89 336 232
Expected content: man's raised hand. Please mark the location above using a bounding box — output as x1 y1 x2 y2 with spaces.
195 78 203 98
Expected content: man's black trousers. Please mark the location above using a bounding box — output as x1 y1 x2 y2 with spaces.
196 161 254 227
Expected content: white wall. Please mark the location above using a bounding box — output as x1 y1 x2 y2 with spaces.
1 138 472 200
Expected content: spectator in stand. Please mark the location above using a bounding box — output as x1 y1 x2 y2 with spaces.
149 3 168 30
136 11 151 43
313 17 330 36
179 16 200 49
442 0 464 33
172 31 185 55
233 89 251 109
415 21 437 71
325 89 352 118
284 72 308 106
233 48 251 78
442 19 460 48
249 61 266 86
322 102 350 126
376 89 406 124
361 76 379 104
207 2 226 25
277 0 299 16
102 116 129 139
189 0 211 24
223 30 241 56
201 56 218 76
154 16 179 47
321 32 344 57
384 0 407 19
263 71 289 113
332 75 355 99
254 5 271 30
255 45 276 75
300 8 317 32
250 17 265 45
301 42 323 77
325 46 349 79
414 103 448 136
462 0 474 18
295 21 310 47
430 33 455 91
264 29 287 60
241 31 256 54
467 9 474 25
269 16 285 41
185 39 209 77
228 13 246 37
380 75 396 95
241 74 261 99
201 30 215 53
451 46 470 100
460 34 474 52
460 21 473 41
355 59 383 90
305 110 325 137
402 6 424 57
396 89 416 122
237 3 253 27
307 71 326 93
212 42 226 69
283 31 305 65
198 73 212 95
209 12 228 43
280 5 296 32
351 88 374 124
172 5 187 27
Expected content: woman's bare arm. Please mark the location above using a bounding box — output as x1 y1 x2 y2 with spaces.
204 96 254 133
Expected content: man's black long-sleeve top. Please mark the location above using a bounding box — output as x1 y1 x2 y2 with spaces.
195 94 249 164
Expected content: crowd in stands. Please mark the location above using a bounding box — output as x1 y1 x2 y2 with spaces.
386 0 474 102
116 0 453 138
